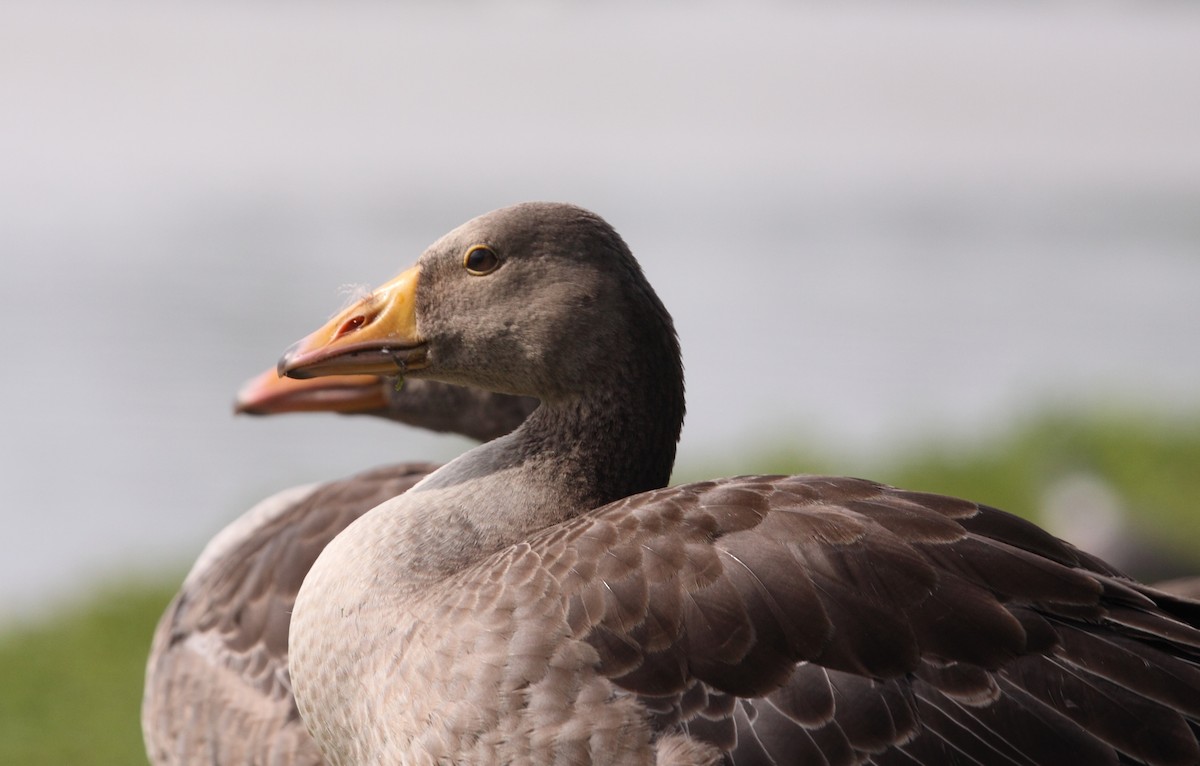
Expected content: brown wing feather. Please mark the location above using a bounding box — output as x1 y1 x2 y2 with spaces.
143 462 438 766
526 474 1200 765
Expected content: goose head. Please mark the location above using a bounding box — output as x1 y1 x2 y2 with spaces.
236 365 537 442
278 202 682 411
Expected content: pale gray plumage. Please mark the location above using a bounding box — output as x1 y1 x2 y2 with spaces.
141 381 535 766
279 202 1200 766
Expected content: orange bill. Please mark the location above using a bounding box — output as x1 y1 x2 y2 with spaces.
234 367 388 415
278 266 428 379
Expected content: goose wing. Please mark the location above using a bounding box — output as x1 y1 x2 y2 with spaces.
467 474 1200 765
143 463 437 765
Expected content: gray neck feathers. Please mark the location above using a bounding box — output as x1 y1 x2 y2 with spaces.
369 349 684 589
378 379 539 442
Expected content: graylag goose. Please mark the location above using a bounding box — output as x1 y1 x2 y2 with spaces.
141 370 536 765
278 202 1200 766
1156 577 1200 600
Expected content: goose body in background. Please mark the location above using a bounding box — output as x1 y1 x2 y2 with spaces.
141 371 535 765
279 202 1200 766
1157 576 1200 600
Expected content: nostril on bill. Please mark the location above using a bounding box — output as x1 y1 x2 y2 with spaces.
336 315 367 338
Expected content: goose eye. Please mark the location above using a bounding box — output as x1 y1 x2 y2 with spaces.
463 245 500 276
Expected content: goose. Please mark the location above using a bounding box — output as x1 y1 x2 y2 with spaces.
278 202 1200 766
141 369 536 765
1156 577 1200 600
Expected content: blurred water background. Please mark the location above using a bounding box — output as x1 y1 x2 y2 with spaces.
2 1 1199 623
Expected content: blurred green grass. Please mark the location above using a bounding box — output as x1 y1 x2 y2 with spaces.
3 409 1198 765
0 580 178 766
